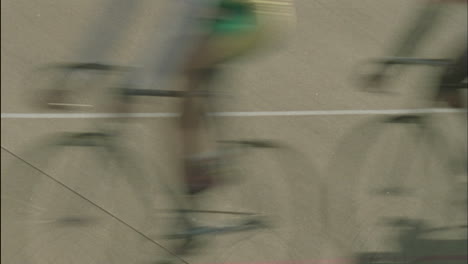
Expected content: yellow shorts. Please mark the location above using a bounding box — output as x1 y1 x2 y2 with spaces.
189 0 296 69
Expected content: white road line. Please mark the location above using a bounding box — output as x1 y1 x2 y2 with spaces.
1 113 179 119
1 108 466 119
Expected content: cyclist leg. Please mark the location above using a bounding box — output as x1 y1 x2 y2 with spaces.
180 30 263 195
178 0 296 195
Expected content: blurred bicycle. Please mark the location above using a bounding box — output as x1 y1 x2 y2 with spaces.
3 1 300 263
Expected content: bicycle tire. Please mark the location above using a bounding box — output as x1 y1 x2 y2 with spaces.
2 133 168 264
326 114 436 255
327 112 467 256
21 62 131 112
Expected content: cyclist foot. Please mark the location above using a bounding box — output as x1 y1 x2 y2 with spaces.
184 150 239 195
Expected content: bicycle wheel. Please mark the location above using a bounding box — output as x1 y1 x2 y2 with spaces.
21 62 132 112
418 113 467 227
328 112 467 256
2 132 163 264
326 114 432 255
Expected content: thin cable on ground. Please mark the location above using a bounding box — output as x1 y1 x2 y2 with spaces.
1 146 189 264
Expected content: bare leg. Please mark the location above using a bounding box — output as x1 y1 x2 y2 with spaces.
179 31 260 195
179 67 220 195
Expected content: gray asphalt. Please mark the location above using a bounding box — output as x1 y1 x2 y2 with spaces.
2 0 467 263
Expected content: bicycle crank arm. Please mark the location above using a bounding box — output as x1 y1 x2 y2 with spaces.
164 217 269 239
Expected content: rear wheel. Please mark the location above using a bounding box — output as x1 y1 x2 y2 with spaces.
2 133 161 263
